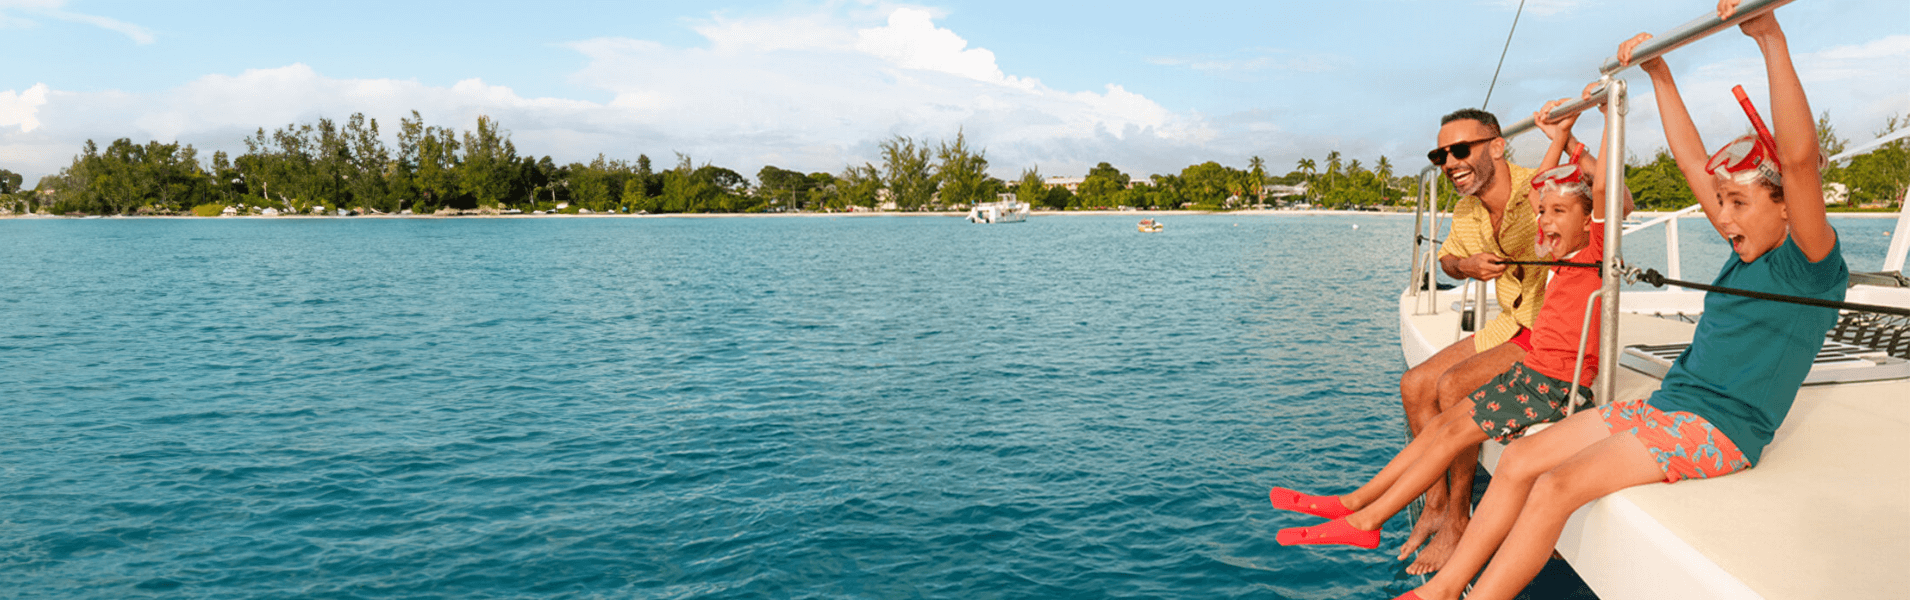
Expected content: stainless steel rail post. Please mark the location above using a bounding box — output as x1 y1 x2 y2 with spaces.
1411 167 1430 299
1596 77 1627 406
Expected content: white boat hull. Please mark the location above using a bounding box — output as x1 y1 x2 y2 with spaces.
967 201 1029 224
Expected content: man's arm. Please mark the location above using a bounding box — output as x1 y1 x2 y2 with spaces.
1441 252 1508 281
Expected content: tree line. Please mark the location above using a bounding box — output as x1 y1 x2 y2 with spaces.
0 111 1903 216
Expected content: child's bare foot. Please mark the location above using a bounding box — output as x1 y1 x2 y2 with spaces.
1404 515 1469 575
1396 509 1445 560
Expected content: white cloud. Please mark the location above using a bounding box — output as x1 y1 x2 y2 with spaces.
0 5 1223 182
560 5 1205 173
854 7 1027 88
1 83 48 132
0 1 153 44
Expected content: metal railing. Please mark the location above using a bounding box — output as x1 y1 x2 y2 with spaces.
1406 0 1797 406
1497 0 1798 141
1622 203 1705 281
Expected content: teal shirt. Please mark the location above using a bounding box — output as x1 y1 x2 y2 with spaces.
1649 236 1848 466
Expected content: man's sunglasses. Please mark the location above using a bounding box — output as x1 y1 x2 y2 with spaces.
1427 138 1495 165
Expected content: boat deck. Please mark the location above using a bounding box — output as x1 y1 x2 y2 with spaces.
1399 289 1909 600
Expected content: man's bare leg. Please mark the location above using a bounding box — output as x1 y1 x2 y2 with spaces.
1397 337 1481 547
1403 342 1525 571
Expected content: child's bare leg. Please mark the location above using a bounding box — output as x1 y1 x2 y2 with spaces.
1337 424 1445 510
1344 406 1487 531
1454 430 1662 600
1409 410 1612 600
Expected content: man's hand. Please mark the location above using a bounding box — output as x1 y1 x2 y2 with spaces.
1447 252 1508 281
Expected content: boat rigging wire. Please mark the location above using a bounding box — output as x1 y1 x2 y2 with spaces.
1480 0 1529 111
1622 266 1910 317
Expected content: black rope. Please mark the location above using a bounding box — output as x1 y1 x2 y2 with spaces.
1636 268 1910 317
1499 259 1601 269
1501 259 1604 276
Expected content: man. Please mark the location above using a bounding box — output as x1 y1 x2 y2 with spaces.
1395 108 1544 574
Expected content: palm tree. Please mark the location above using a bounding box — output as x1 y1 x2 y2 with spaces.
1375 155 1394 204
1296 157 1317 201
1248 156 1267 206
1325 150 1343 198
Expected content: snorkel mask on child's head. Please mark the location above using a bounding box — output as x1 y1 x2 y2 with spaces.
1531 144 1592 260
1705 85 1782 188
1530 143 1591 193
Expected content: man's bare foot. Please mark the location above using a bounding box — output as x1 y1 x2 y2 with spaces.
1404 516 1469 575
1397 508 1446 561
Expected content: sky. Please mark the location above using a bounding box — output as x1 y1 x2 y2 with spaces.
3 0 1908 185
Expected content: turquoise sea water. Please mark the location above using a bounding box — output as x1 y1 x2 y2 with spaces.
2 214 1898 599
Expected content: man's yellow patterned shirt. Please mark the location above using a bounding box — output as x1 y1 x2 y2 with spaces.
1437 163 1545 352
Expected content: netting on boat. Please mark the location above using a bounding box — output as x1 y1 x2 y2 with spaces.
1829 312 1910 360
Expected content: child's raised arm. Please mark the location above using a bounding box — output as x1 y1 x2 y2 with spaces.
1621 32 1722 228
1726 0 1836 261
1583 82 1636 222
1534 90 1634 223
1532 98 1581 173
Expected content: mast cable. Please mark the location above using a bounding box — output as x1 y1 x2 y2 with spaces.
1481 0 1528 111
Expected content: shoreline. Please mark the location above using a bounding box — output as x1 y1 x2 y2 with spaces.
0 208 1415 220
2 208 1901 220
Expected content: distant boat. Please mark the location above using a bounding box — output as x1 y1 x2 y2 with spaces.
966 199 1029 224
1137 218 1162 233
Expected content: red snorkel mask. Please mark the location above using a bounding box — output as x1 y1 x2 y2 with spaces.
1531 143 1590 258
1530 143 1590 192
1705 85 1782 187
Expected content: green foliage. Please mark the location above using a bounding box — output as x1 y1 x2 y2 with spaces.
879 135 935 210
1178 161 1238 208
1624 149 1696 210
1830 115 1908 208
1014 167 1045 206
837 163 882 209
43 138 211 214
757 165 812 210
0 168 20 195
934 130 990 208
1043 185 1075 209
191 203 225 217
1247 156 1267 205
571 154 632 212
459 115 517 209
1077 162 1129 207
29 108 1905 219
